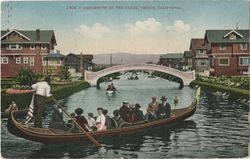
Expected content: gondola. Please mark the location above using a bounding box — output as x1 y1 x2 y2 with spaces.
7 100 198 144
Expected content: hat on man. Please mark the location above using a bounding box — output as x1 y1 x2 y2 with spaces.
123 101 129 104
152 96 157 99
135 103 141 109
75 108 83 115
160 96 167 101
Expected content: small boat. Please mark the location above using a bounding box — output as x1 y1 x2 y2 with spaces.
7 99 198 144
1 109 28 119
106 90 115 95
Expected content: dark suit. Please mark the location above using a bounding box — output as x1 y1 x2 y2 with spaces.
157 102 171 118
119 105 132 122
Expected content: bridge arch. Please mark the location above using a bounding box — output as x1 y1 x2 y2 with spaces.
85 64 195 86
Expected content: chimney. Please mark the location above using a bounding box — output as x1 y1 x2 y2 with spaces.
36 29 40 41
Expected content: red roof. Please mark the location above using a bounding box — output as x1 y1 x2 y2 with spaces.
190 39 206 50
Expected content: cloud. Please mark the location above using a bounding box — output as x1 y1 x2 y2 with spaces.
166 20 191 33
75 23 111 39
126 18 162 35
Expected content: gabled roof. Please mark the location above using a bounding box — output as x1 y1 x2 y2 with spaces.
190 39 206 50
205 29 249 43
160 53 183 59
1 29 57 44
223 29 243 38
1 29 31 40
66 53 94 65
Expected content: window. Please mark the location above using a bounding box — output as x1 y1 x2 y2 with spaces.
239 57 250 66
198 60 207 66
219 44 226 50
218 57 229 66
48 59 61 66
240 43 248 50
30 44 35 50
7 44 22 50
229 34 236 40
41 44 47 50
16 57 21 64
30 57 34 66
0 57 8 64
42 57 47 66
23 57 29 64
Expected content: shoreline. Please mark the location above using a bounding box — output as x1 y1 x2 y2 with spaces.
190 80 249 99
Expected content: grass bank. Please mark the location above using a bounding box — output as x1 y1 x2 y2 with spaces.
1 81 90 111
190 80 249 99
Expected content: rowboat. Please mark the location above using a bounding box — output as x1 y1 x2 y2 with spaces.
106 90 115 95
7 100 198 144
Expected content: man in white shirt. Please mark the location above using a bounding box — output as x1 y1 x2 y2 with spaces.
31 76 52 128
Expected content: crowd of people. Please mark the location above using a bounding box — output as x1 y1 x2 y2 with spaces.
49 96 174 133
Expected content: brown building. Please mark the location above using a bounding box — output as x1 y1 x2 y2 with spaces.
204 29 250 76
189 38 209 73
159 53 184 70
1 29 57 77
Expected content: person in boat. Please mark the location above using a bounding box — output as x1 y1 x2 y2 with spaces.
112 109 124 127
129 104 136 123
110 83 117 91
133 103 144 122
5 101 18 112
157 96 171 119
49 105 68 131
95 107 107 131
173 96 178 106
106 85 113 91
86 113 96 131
74 108 89 132
145 96 159 121
119 101 132 123
31 76 52 128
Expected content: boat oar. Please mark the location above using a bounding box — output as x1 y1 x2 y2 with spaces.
51 96 102 149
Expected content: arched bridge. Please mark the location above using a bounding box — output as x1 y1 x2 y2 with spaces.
85 64 195 86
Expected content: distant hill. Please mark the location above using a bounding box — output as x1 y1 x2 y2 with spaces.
93 53 160 64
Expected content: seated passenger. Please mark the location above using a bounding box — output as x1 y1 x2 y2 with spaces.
145 96 159 121
110 83 117 91
157 96 171 119
49 107 68 131
87 113 96 131
119 101 132 122
95 107 107 131
112 109 124 127
75 108 89 132
133 103 144 122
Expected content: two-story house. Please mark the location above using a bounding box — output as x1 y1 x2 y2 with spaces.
183 50 193 70
1 29 57 77
190 38 209 73
204 29 250 76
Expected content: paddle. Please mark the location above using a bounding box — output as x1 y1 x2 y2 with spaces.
51 96 102 149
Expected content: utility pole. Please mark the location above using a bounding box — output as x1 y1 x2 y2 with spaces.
110 54 113 66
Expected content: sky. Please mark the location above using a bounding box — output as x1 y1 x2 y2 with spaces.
1 0 249 55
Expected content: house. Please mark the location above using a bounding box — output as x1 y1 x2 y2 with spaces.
43 51 64 75
1 29 57 77
189 39 209 73
204 29 250 76
159 53 184 70
64 53 95 77
183 51 193 70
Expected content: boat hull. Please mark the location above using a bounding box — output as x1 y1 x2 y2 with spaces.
7 102 197 144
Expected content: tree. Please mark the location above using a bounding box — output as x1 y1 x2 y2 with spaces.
16 68 38 86
60 65 71 81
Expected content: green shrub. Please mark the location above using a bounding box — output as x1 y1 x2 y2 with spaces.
16 68 38 86
59 65 71 81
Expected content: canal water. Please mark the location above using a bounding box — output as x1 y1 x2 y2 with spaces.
1 73 249 158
